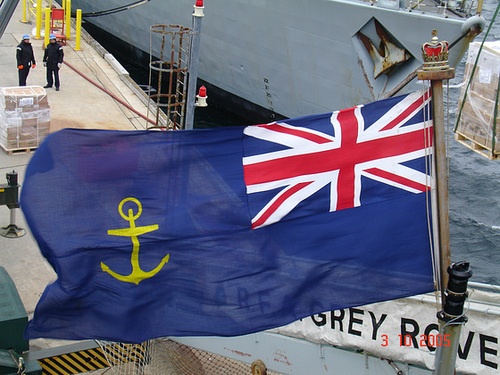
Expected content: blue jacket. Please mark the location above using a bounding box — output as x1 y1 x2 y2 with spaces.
43 42 64 69
16 40 36 67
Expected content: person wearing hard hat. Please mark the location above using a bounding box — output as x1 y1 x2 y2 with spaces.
43 34 64 91
16 34 36 86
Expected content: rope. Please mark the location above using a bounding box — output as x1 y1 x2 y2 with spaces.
446 81 450 175
63 60 157 126
454 1 500 133
76 0 150 18
422 85 440 294
492 69 500 154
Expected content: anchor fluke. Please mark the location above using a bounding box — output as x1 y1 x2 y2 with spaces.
357 19 411 79
101 254 170 285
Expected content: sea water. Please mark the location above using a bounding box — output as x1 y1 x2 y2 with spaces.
84 0 500 285
448 0 500 285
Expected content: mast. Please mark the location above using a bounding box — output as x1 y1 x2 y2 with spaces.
185 0 205 130
418 30 472 375
417 30 454 304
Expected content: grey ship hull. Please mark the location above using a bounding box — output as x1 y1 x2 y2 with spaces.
69 0 482 120
70 0 480 120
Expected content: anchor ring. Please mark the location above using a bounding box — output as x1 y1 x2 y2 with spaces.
118 197 142 221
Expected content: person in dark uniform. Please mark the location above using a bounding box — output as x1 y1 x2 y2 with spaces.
43 34 64 91
16 34 36 86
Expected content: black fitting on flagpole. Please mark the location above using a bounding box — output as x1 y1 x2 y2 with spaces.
1 171 19 209
6 170 18 186
438 261 472 322
0 170 25 238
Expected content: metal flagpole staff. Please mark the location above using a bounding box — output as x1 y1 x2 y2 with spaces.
185 0 205 130
418 30 454 303
417 30 472 375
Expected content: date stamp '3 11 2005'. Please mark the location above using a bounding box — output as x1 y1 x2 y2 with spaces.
381 334 451 347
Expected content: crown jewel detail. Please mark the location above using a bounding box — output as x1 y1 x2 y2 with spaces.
421 30 449 71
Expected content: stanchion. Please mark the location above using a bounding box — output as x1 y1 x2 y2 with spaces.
65 0 71 40
35 0 42 39
21 0 29 23
44 8 50 47
75 9 82 51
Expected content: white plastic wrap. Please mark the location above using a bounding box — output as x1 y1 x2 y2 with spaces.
0 86 50 151
456 41 500 158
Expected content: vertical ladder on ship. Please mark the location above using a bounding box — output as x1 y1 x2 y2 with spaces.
146 24 194 130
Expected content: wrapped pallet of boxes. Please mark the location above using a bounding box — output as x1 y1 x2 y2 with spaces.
0 86 50 152
455 41 500 159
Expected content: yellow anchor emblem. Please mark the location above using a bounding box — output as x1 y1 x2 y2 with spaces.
101 197 169 285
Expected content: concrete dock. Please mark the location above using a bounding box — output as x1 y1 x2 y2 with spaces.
0 0 161 364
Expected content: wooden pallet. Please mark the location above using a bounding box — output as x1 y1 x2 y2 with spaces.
455 132 499 160
0 145 37 155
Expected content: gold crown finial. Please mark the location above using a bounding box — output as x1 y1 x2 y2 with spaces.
421 30 449 71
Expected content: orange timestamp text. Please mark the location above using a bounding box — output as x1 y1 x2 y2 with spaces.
381 334 451 347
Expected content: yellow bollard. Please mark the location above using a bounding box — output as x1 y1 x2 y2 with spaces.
65 0 71 40
44 8 50 47
75 9 82 51
35 0 42 39
62 0 65 10
21 0 28 23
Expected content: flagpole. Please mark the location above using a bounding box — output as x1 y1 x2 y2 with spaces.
185 0 204 130
418 30 472 375
417 29 454 308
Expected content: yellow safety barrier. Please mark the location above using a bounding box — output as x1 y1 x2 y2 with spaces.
21 0 28 23
65 0 71 39
34 342 151 375
29 0 51 23
35 0 41 39
29 0 36 22
37 347 110 375
44 8 50 47
75 9 82 51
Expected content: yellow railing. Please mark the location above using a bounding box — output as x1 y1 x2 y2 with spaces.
28 0 51 23
23 0 82 51
476 0 483 15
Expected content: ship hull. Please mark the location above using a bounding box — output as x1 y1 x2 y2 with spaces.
70 0 477 120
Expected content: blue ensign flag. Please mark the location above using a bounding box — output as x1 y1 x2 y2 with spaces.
22 90 435 343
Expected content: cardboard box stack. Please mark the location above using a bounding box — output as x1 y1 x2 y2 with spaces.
0 86 50 152
455 41 500 159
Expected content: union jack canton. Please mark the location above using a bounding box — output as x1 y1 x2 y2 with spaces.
243 89 433 229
